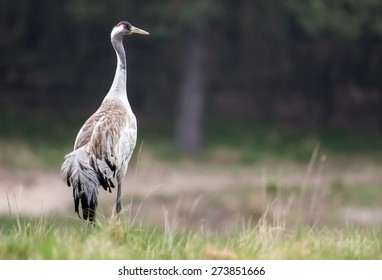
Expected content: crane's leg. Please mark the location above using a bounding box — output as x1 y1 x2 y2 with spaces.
116 182 122 216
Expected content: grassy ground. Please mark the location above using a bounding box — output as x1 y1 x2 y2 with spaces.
1 115 382 259
1 215 381 260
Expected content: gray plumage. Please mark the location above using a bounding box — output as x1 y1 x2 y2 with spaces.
61 21 149 223
61 147 99 221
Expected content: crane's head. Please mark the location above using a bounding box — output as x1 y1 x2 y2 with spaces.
111 21 149 38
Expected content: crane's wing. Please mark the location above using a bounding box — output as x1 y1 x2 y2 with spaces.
74 113 103 150
86 100 131 191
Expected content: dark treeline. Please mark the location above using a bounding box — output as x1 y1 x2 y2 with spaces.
2 0 382 149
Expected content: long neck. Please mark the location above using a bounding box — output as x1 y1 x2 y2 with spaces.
105 36 128 102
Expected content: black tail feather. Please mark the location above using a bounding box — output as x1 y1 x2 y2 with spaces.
88 193 98 223
73 187 81 219
81 192 89 220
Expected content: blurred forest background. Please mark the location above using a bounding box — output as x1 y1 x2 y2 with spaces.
1 0 382 231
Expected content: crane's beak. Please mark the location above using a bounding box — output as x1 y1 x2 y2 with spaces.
130 26 149 35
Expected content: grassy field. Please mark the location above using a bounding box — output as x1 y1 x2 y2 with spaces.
1 115 382 259
0 215 382 260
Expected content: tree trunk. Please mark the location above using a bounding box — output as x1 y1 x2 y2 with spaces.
175 18 207 154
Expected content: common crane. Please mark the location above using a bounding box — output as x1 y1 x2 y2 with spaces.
61 21 149 223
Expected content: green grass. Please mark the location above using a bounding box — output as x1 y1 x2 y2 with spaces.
0 216 381 259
